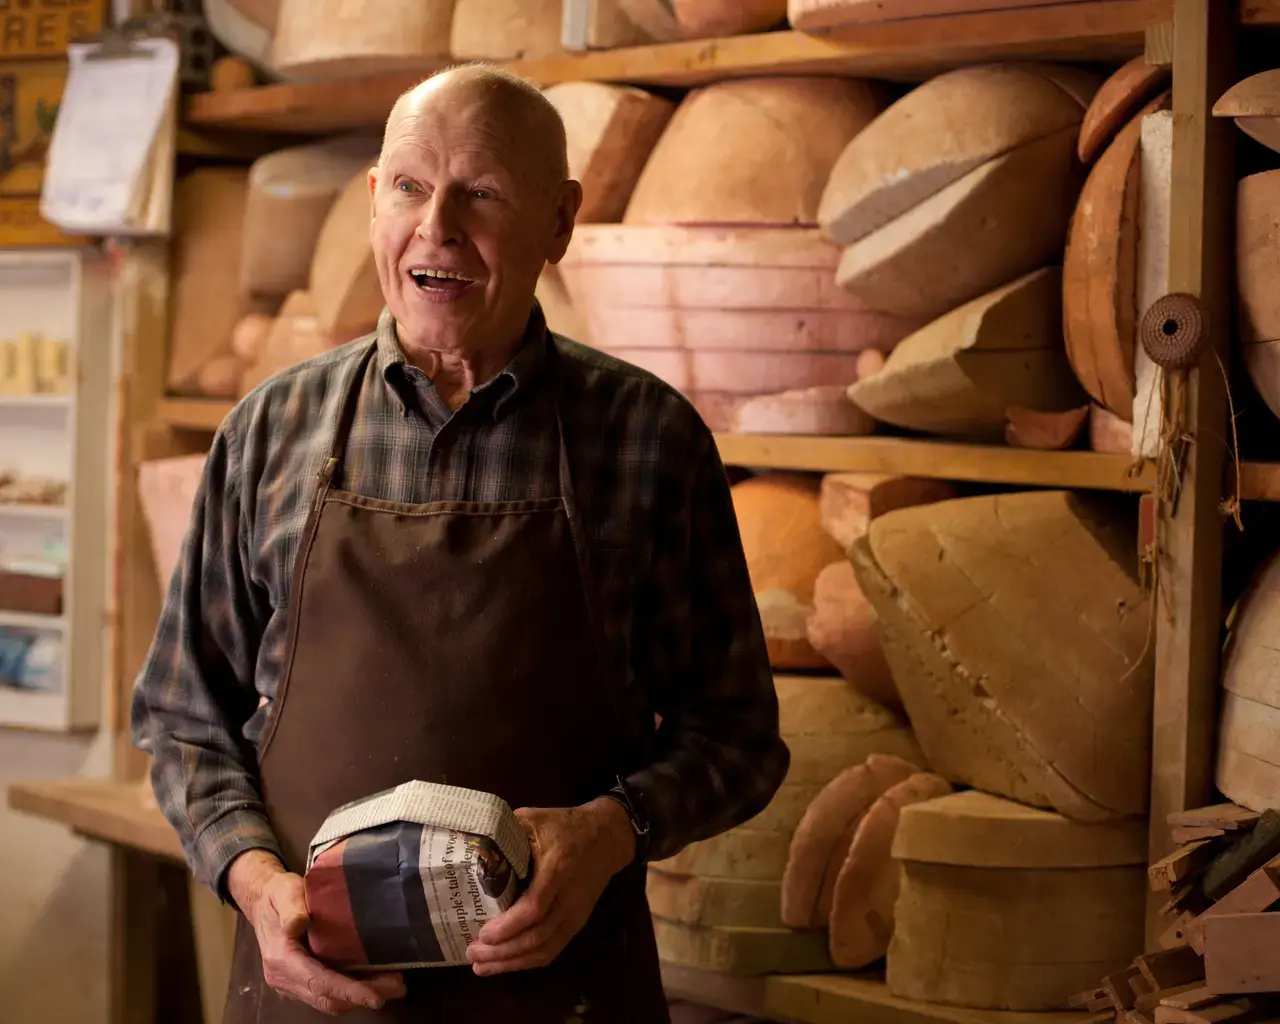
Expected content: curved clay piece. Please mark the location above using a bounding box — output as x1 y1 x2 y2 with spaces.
819 65 1089 247
672 0 787 38
892 789 1149 869
835 127 1081 321
827 772 952 968
850 491 1153 820
309 170 385 338
1004 405 1090 450
615 0 683 40
241 134 380 299
1063 91 1170 421
230 313 274 363
450 0 564 60
1088 403 1133 452
731 386 876 436
781 753 919 929
273 0 453 77
847 268 1088 440
1078 56 1171 164
856 349 885 378
624 77 880 227
805 561 898 707
1214 70 1280 155
818 473 958 554
210 55 255 92
543 82 676 224
195 353 246 399
732 474 844 670
205 0 273 70
609 348 864 395
1237 171 1280 345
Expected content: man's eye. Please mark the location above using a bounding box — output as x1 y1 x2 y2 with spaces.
472 189 492 200
397 181 419 193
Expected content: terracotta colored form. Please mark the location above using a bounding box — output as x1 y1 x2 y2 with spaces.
1213 69 1280 155
615 0 683 40
273 0 453 77
1004 405 1090 450
820 63 1096 246
850 490 1154 821
1063 91 1171 421
1078 56 1171 164
237 291 341 397
789 0 1094 31
835 127 1082 321
818 472 958 553
652 918 833 974
137 455 209 590
730 474 845 669
730 386 876 436
672 0 787 38
559 224 922 428
241 134 380 299
827 772 952 969
805 561 897 706
451 0 565 60
847 267 1087 440
1215 549 1280 812
646 869 784 929
887 791 1147 1010
1088 403 1134 453
543 82 675 223
309 170 384 339
624 77 881 227
780 753 918 929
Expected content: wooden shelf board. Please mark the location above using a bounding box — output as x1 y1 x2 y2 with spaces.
185 2 1159 134
715 433 1155 491
0 609 67 632
157 397 232 432
765 974 1086 1024
7 777 184 862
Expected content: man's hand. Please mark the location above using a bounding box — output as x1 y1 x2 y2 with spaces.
228 849 407 1015
466 797 636 976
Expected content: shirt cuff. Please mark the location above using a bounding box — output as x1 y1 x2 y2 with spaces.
191 808 285 908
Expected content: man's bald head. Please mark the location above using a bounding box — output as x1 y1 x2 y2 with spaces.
380 63 569 192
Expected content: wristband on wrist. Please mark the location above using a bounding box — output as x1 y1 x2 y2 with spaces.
605 775 651 863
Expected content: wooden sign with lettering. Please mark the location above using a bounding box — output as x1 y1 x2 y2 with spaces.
0 59 78 246
0 0 106 60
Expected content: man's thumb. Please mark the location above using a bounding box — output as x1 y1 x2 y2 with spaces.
272 882 311 938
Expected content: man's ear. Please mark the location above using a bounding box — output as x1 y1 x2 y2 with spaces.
546 179 583 265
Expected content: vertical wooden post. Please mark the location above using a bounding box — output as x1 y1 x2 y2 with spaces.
1148 0 1237 941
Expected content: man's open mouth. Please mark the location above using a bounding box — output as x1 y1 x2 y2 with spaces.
409 268 476 292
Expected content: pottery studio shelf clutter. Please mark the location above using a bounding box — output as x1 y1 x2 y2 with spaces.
11 2 1280 1024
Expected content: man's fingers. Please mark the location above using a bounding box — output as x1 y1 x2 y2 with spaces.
263 940 392 1012
477 872 557 944
266 878 311 939
470 917 575 976
364 972 407 1000
470 909 565 963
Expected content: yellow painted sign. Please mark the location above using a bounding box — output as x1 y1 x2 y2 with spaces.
0 0 106 60
0 59 76 246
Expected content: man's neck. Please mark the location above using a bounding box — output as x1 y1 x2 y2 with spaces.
398 326 527 412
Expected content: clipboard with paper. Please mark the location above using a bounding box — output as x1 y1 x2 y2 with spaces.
39 29 178 237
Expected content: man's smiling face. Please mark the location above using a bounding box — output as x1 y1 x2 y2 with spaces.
368 71 581 358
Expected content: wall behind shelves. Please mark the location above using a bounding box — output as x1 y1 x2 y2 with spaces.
0 728 111 1024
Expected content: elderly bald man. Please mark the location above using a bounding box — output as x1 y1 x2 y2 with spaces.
132 64 788 1022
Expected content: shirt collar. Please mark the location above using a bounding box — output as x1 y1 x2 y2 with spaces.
375 303 550 421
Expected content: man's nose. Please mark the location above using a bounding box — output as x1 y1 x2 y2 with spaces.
417 189 464 247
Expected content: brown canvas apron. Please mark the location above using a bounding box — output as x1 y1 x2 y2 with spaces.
223 341 668 1024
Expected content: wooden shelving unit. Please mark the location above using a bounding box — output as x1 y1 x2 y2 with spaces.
0 250 113 732
5 2 1263 1022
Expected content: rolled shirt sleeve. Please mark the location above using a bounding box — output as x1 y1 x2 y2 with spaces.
130 420 283 900
622 429 790 864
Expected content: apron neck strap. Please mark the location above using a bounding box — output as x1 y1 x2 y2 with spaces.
319 340 378 488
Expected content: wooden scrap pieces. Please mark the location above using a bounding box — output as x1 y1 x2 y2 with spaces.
1200 810 1280 902
1185 854 1280 955
1150 841 1218 894
1203 912 1280 994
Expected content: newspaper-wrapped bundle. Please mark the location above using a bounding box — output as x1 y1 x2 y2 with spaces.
303 781 531 970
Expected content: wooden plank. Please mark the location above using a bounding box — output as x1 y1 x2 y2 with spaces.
1147 0 1235 945
184 4 1157 133
764 974 1089 1024
1167 804 1260 830
1202 912 1280 993
715 434 1155 491
660 963 772 1018
6 777 185 861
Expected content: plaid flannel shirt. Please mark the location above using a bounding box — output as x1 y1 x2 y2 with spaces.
131 305 789 899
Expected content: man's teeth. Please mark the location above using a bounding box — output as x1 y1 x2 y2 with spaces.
410 269 473 282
